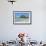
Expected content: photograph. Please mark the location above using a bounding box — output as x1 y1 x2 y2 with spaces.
13 11 32 25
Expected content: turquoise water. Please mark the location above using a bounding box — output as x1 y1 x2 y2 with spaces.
15 17 29 22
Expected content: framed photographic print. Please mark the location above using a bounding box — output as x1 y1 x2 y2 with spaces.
13 11 32 25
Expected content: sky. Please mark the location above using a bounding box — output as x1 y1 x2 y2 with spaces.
15 13 29 17
15 12 32 17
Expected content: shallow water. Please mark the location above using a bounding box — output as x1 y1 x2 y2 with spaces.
15 17 29 22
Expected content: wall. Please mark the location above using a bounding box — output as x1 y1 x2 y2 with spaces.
0 0 46 41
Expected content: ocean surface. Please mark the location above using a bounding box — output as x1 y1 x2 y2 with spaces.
15 17 29 22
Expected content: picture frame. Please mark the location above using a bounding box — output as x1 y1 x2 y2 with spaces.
13 11 32 25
